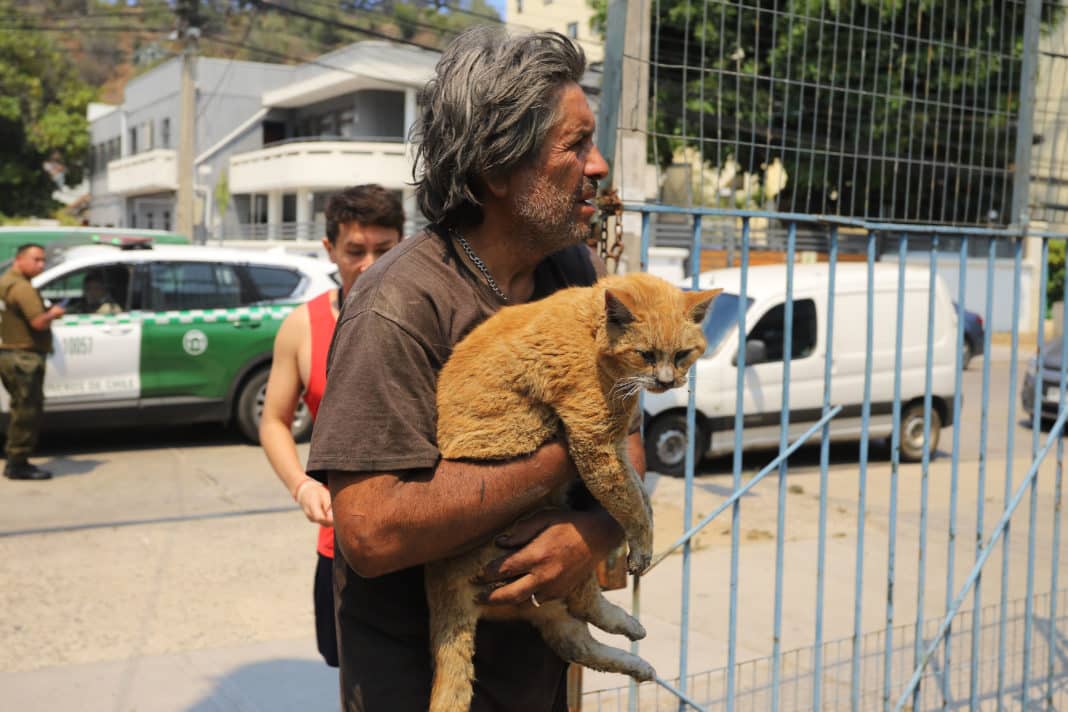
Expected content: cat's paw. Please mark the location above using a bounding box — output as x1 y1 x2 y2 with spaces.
622 618 647 641
630 660 656 683
627 548 651 575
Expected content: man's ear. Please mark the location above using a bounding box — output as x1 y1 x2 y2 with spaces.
483 170 509 200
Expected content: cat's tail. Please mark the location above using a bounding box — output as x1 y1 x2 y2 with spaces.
427 570 481 712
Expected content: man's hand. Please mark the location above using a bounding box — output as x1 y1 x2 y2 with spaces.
474 508 623 605
295 479 334 526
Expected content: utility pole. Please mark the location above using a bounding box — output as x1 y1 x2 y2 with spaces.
597 0 652 274
175 0 200 240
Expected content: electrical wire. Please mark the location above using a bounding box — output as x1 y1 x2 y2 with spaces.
250 0 442 53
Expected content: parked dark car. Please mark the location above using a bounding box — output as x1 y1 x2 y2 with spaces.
1023 340 1068 422
954 303 985 370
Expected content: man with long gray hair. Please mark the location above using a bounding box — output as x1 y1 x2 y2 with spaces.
306 26 644 711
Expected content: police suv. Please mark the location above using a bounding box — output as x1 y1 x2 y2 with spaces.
0 244 338 442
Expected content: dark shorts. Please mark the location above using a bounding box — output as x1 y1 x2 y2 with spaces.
315 552 339 668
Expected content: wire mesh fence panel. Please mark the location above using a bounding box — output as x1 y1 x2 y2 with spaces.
588 1 1068 710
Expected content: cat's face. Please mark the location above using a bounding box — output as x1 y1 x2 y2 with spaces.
600 275 721 397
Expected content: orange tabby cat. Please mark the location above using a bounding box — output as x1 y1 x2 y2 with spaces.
427 271 719 712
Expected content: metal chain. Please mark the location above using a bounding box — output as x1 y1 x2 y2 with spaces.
590 187 625 273
452 230 509 302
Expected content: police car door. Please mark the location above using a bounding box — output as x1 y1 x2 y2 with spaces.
36 263 141 405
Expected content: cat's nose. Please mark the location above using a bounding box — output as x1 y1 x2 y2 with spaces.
656 367 674 386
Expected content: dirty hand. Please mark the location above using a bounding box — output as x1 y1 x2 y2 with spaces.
295 479 334 526
474 508 623 606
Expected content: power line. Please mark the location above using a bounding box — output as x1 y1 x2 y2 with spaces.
199 33 372 77
250 0 442 54
301 0 464 44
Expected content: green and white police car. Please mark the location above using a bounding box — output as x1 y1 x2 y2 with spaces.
0 244 339 442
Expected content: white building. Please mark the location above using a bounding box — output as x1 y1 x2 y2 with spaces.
506 0 603 64
86 41 439 241
226 41 439 240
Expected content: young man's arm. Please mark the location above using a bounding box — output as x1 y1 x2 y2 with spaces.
261 308 332 525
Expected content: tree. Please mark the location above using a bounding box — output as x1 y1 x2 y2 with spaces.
594 0 1062 227
0 10 95 217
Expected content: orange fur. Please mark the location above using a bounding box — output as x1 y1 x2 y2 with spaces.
427 273 720 711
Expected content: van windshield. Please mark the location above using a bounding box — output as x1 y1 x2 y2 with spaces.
702 292 753 356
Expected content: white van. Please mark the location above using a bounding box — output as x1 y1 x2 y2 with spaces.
642 263 959 475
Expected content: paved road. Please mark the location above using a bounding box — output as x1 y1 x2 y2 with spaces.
2 343 1065 711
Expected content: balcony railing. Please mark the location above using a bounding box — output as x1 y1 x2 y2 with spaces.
106 149 177 195
229 139 411 194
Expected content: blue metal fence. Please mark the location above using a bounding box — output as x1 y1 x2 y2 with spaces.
578 205 1068 711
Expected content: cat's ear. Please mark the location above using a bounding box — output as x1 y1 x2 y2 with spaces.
686 288 722 324
605 289 637 329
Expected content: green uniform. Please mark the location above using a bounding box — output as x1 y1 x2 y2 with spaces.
0 267 50 464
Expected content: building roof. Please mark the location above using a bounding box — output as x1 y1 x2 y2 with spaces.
261 40 440 108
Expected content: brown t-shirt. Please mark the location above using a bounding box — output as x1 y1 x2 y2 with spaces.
0 267 50 353
307 227 598 712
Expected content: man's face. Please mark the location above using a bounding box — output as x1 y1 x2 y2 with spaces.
509 82 610 253
15 247 46 278
323 222 401 294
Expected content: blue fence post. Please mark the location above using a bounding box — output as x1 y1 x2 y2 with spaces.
1048 238 1068 707
852 230 878 712
883 234 908 712
997 236 1024 708
813 226 838 711
676 213 703 711
727 217 751 711
912 234 939 710
1024 237 1050 699
770 222 797 711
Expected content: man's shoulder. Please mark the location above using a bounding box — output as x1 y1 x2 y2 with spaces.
344 229 466 322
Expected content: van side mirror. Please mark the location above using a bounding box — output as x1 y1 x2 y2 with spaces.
733 339 768 367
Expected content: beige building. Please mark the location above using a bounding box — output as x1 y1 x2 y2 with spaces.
506 0 603 63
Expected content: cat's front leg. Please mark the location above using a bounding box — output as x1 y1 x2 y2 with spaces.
567 440 653 575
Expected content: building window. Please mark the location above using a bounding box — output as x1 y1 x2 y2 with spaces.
566 21 578 39
144 121 154 151
161 118 171 149
516 0 523 11
129 127 138 155
163 211 171 231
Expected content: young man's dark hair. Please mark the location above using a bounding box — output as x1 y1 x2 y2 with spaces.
324 185 405 244
15 243 45 256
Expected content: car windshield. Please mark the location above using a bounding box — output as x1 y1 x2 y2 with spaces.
701 291 753 356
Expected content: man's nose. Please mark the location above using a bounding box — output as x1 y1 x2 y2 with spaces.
586 144 609 180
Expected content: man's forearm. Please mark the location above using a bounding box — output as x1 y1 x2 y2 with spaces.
330 439 577 577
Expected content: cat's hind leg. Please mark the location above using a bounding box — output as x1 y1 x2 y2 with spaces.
426 564 482 712
531 611 656 682
566 573 646 641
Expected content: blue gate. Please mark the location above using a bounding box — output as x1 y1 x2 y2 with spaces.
584 0 1068 709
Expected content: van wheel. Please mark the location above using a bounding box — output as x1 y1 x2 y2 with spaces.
235 367 313 445
645 414 707 477
961 338 974 370
899 402 941 463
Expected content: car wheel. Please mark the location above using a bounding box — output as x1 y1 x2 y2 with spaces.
898 402 941 463
235 367 313 444
961 338 974 371
644 413 707 477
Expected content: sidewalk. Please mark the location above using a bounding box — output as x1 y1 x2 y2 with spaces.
0 637 339 712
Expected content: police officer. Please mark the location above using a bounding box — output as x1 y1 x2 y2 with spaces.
0 244 65 480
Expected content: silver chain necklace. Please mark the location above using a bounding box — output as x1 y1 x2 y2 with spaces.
452 231 509 302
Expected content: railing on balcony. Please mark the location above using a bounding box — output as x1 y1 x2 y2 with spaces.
106 148 177 195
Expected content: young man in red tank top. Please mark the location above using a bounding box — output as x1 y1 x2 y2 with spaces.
260 184 404 667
